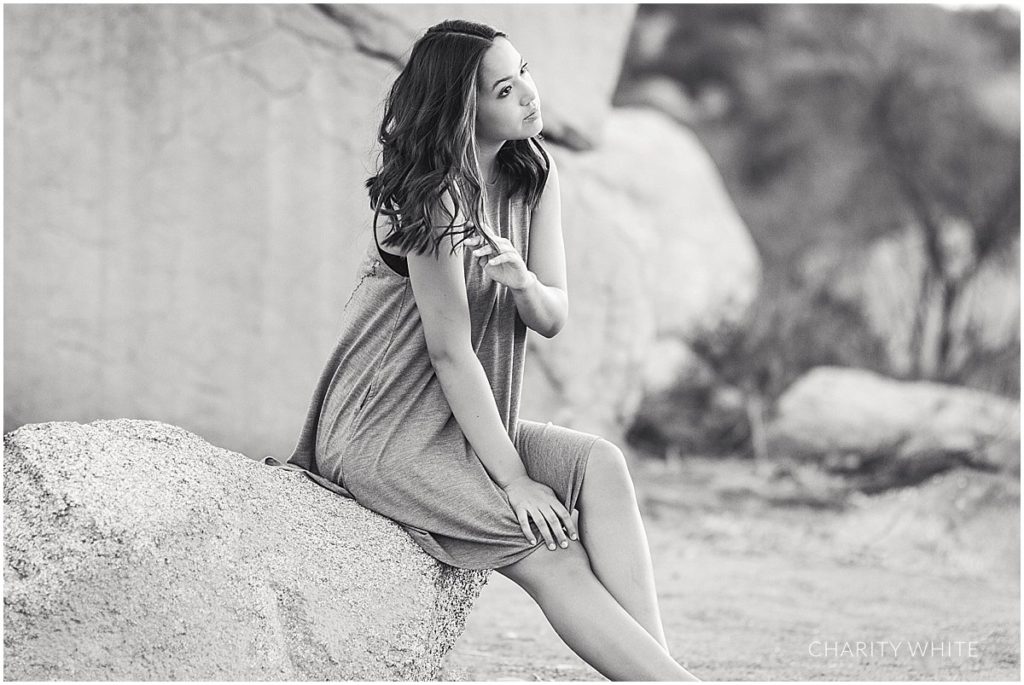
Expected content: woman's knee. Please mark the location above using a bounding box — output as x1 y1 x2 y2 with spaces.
582 439 637 502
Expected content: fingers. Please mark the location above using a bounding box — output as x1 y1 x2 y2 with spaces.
553 501 579 542
470 241 496 271
468 235 513 257
476 252 516 274
505 479 577 551
530 509 558 551
468 235 522 275
539 507 570 549
510 497 557 550
515 508 537 545
471 244 502 259
475 248 515 268
533 503 576 551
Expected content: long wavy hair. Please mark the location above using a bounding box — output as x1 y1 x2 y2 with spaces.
365 19 551 259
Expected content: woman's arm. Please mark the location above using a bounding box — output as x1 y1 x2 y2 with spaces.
514 154 569 338
429 350 527 487
509 273 567 339
411 190 578 550
407 191 528 489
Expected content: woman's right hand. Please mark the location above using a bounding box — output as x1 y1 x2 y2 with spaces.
502 475 578 551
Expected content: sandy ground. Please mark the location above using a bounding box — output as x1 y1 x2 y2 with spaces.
440 457 1020 681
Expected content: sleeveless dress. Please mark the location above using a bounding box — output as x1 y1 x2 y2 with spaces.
263 173 602 570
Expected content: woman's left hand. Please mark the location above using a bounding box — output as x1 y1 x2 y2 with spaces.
468 234 533 290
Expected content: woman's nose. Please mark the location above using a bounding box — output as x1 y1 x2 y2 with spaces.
521 84 538 106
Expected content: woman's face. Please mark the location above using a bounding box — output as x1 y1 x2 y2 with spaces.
475 36 542 144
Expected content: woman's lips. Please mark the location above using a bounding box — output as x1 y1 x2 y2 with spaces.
524 110 540 121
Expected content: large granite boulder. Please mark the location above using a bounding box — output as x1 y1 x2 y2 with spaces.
521 107 761 441
765 366 1020 491
3 419 488 680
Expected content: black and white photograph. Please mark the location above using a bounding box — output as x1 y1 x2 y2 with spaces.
3 1 1020 681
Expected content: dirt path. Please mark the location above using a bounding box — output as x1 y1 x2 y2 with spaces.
441 457 1019 681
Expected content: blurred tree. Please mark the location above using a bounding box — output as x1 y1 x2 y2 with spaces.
618 3 1019 458
625 2 1019 388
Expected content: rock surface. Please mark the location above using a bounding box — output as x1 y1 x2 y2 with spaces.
4 419 488 680
312 3 636 149
765 366 1020 491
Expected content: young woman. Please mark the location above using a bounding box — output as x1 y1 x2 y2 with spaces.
271 19 699 682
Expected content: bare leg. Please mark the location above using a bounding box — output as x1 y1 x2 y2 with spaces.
577 439 670 651
496 537 698 681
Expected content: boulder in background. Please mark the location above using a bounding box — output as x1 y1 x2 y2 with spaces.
522 107 761 442
765 366 1020 492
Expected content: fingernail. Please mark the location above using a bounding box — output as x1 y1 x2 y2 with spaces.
560 542 568 548
530 538 536 544
571 534 578 540
548 544 556 551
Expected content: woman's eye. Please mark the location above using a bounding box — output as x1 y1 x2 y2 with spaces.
499 63 530 98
